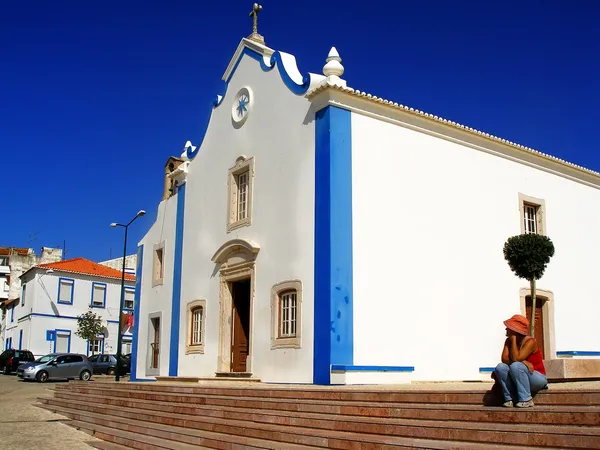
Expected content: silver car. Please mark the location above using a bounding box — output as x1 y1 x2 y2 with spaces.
17 353 93 382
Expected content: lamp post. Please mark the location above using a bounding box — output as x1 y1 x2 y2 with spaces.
110 209 146 381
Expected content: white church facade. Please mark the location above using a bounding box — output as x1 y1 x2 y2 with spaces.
131 17 600 384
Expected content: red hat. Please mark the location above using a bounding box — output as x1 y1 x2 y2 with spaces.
504 314 529 335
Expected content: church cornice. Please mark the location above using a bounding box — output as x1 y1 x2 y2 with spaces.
308 84 600 188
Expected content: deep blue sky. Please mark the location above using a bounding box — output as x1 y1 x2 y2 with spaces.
1 1 599 262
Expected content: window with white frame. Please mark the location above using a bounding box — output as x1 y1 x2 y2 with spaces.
227 156 254 231
89 337 103 355
271 280 302 349
124 289 135 310
185 299 206 354
58 278 74 304
279 291 297 337
153 242 165 286
21 283 26 306
191 307 203 345
519 194 546 236
91 283 106 307
523 203 538 234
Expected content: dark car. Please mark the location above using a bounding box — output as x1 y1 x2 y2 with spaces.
0 349 35 375
88 354 130 376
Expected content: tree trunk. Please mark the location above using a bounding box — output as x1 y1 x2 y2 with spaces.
529 278 536 337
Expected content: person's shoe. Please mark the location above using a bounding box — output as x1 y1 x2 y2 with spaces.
515 399 534 408
502 400 513 408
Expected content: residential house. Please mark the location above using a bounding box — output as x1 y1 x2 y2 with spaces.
7 258 135 357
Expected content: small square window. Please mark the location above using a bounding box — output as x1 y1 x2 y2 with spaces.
227 156 254 232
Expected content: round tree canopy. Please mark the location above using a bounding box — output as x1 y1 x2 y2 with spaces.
503 234 555 280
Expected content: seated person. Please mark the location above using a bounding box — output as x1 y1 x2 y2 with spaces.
493 314 547 408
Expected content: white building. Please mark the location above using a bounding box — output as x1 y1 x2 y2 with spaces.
131 23 600 384
1 247 63 350
4 258 135 357
100 254 138 277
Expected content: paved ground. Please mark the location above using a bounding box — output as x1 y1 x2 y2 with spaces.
0 374 99 450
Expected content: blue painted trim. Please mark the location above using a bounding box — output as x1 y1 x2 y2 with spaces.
130 244 144 382
18 330 23 350
331 365 414 372
479 367 495 373
128 378 156 382
313 106 354 385
53 329 71 353
10 306 14 323
169 184 186 376
6 337 11 350
557 351 600 357
57 278 75 305
90 282 107 308
187 47 311 160
17 312 120 325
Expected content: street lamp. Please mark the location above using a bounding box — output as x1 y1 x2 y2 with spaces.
110 209 146 381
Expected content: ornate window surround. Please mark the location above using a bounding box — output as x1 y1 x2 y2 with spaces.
271 279 302 349
227 156 255 232
518 193 546 235
186 299 206 355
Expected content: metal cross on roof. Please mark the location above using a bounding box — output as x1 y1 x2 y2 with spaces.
248 3 265 45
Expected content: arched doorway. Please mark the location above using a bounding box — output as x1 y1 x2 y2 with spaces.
211 239 260 374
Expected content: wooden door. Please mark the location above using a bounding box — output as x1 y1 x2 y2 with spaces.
151 318 160 369
230 280 250 372
525 296 545 359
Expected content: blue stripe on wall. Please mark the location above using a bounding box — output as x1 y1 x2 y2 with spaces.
169 183 186 376
129 244 144 381
313 105 353 385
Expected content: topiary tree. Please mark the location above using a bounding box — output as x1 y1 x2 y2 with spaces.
503 233 555 337
75 309 104 355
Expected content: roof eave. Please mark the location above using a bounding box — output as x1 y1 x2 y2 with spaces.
307 84 600 189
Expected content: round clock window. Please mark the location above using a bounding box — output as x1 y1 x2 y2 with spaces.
232 87 253 126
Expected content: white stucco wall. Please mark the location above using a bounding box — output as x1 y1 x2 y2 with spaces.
10 270 133 358
175 51 316 382
351 111 600 381
136 195 178 379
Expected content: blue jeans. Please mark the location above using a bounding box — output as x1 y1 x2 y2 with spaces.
494 362 548 402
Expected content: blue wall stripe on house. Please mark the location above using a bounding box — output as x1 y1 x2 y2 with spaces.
129 244 144 381
169 183 186 376
313 105 353 385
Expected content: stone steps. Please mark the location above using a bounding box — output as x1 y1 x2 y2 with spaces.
39 382 600 449
58 381 600 406
40 395 600 448
52 387 600 426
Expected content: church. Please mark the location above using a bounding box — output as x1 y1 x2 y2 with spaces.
130 5 600 384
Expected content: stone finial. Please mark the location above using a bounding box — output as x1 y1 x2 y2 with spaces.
248 3 265 45
323 47 344 78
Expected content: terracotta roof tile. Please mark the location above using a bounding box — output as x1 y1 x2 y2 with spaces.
0 247 31 256
37 258 136 282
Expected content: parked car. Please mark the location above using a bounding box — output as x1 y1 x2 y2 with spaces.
0 349 35 375
88 354 130 375
17 353 92 382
